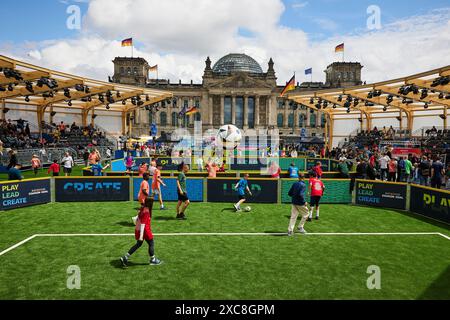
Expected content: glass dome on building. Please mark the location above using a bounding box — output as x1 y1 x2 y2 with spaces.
212 53 263 74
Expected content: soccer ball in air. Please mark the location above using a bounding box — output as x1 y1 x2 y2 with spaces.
217 124 242 149
244 206 252 212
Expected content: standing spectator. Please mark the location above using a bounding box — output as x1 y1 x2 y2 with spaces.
31 154 42 176
83 149 90 167
124 152 135 173
412 163 420 185
207 161 218 178
268 161 281 179
397 157 406 182
48 160 60 177
337 159 349 179
196 157 204 172
288 162 300 178
431 157 445 189
445 163 450 190
378 153 390 181
61 152 74 177
106 147 112 161
388 157 397 182
312 161 323 179
404 157 413 183
8 164 23 181
7 149 18 169
418 156 431 186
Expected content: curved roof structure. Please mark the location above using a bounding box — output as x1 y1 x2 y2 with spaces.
212 53 263 74
287 65 450 148
0 55 172 130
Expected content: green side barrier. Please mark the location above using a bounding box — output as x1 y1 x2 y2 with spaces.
281 179 352 204
278 158 306 170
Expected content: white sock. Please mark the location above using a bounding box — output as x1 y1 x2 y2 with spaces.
316 208 320 217
309 210 313 219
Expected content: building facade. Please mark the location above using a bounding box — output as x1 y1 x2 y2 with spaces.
111 54 363 140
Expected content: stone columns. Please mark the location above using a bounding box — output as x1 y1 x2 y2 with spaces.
220 95 225 125
208 95 214 127
283 100 289 127
231 96 236 125
243 95 249 130
306 108 311 127
255 95 260 128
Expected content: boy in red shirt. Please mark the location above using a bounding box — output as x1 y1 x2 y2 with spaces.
308 172 325 221
48 159 60 176
132 173 150 225
120 197 162 267
312 162 323 179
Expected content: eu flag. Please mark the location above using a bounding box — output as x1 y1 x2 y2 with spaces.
305 68 312 75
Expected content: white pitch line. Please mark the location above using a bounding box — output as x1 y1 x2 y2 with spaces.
437 232 450 241
0 235 37 257
1 232 449 257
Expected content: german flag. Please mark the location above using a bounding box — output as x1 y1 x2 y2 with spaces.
121 38 133 47
185 106 199 116
335 43 344 52
280 74 296 97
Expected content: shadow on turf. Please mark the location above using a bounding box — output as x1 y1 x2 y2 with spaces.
221 208 237 213
117 222 135 227
417 265 450 300
389 209 450 231
110 259 148 269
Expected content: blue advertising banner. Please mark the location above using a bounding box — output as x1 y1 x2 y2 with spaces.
355 180 407 210
55 177 130 202
0 178 51 210
410 185 450 224
132 177 203 202
207 178 278 203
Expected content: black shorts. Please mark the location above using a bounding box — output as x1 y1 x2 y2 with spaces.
238 195 246 201
178 191 189 202
126 166 133 171
63 167 72 174
310 196 322 206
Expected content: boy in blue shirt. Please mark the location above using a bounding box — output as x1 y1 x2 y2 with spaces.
233 174 252 212
288 162 299 178
91 161 110 176
287 173 310 235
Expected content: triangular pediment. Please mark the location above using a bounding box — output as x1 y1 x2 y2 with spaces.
208 73 273 89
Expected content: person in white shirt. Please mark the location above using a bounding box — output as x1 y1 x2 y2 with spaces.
106 148 112 160
196 157 204 172
378 153 391 181
290 150 298 158
143 146 150 157
61 152 75 176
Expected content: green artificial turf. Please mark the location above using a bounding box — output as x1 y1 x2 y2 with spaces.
0 165 87 181
0 202 449 300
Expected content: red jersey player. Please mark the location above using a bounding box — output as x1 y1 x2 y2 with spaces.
132 173 150 225
308 172 325 221
120 197 162 267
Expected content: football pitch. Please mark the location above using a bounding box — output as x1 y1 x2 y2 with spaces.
0 202 449 300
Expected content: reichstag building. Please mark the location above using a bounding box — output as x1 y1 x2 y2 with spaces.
111 53 363 140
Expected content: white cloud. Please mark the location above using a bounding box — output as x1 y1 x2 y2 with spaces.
292 1 308 9
2 1 450 85
314 18 339 32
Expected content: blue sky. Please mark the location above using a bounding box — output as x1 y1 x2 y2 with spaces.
0 0 448 84
1 0 449 43
281 0 450 39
